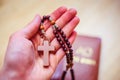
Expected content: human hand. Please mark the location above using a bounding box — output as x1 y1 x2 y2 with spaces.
0 6 80 80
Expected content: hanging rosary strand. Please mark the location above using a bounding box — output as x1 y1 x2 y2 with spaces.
41 15 75 80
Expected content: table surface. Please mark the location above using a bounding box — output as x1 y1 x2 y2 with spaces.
0 0 120 80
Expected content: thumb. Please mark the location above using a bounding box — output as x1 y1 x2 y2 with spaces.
20 15 41 39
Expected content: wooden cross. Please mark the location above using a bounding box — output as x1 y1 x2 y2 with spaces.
38 40 55 66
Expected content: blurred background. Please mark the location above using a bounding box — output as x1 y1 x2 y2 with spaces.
0 0 120 80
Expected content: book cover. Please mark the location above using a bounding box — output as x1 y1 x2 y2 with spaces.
51 35 101 80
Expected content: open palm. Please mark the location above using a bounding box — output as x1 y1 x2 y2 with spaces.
1 7 79 80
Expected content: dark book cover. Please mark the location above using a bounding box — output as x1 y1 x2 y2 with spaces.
51 35 101 80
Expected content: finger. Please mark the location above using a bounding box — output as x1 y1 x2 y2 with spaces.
50 16 80 51
46 8 77 41
56 8 77 28
50 6 67 22
44 6 67 30
20 15 41 39
56 31 77 63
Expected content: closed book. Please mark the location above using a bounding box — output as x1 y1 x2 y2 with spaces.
51 35 101 80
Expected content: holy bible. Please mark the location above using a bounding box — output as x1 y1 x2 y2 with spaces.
51 35 101 80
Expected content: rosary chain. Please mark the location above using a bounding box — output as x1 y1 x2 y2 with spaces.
40 15 75 80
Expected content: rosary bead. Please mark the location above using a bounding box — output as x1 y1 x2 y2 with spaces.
55 34 59 38
70 57 73 61
40 29 45 37
60 30 64 35
46 15 50 19
51 20 55 25
66 56 70 60
66 58 70 64
69 49 73 53
62 34 66 38
70 52 73 55
65 51 72 64
69 52 73 55
61 44 65 48
40 25 44 30
43 15 50 20
63 47 67 52
67 55 70 59
66 41 70 45
60 40 63 45
57 37 61 41
53 30 57 34
41 19 44 23
64 37 68 42
66 51 70 57
70 53 73 57
49 17 53 22
68 44 72 48
57 27 61 32
67 60 70 64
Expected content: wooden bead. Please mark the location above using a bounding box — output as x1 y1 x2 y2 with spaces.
70 57 73 61
63 47 67 51
51 20 55 25
53 30 57 34
64 38 68 42
69 52 73 55
57 37 61 41
55 34 59 38
66 41 70 45
57 27 61 32
61 44 65 48
69 49 73 53
70 52 73 58
41 19 44 23
62 34 66 38
68 44 72 48
60 40 63 45
66 58 70 64
60 30 64 35
40 25 44 30
43 15 50 19
46 15 50 19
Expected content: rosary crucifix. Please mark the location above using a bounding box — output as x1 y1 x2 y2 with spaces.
38 40 54 66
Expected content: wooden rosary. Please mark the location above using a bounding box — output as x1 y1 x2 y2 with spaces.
38 15 75 80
